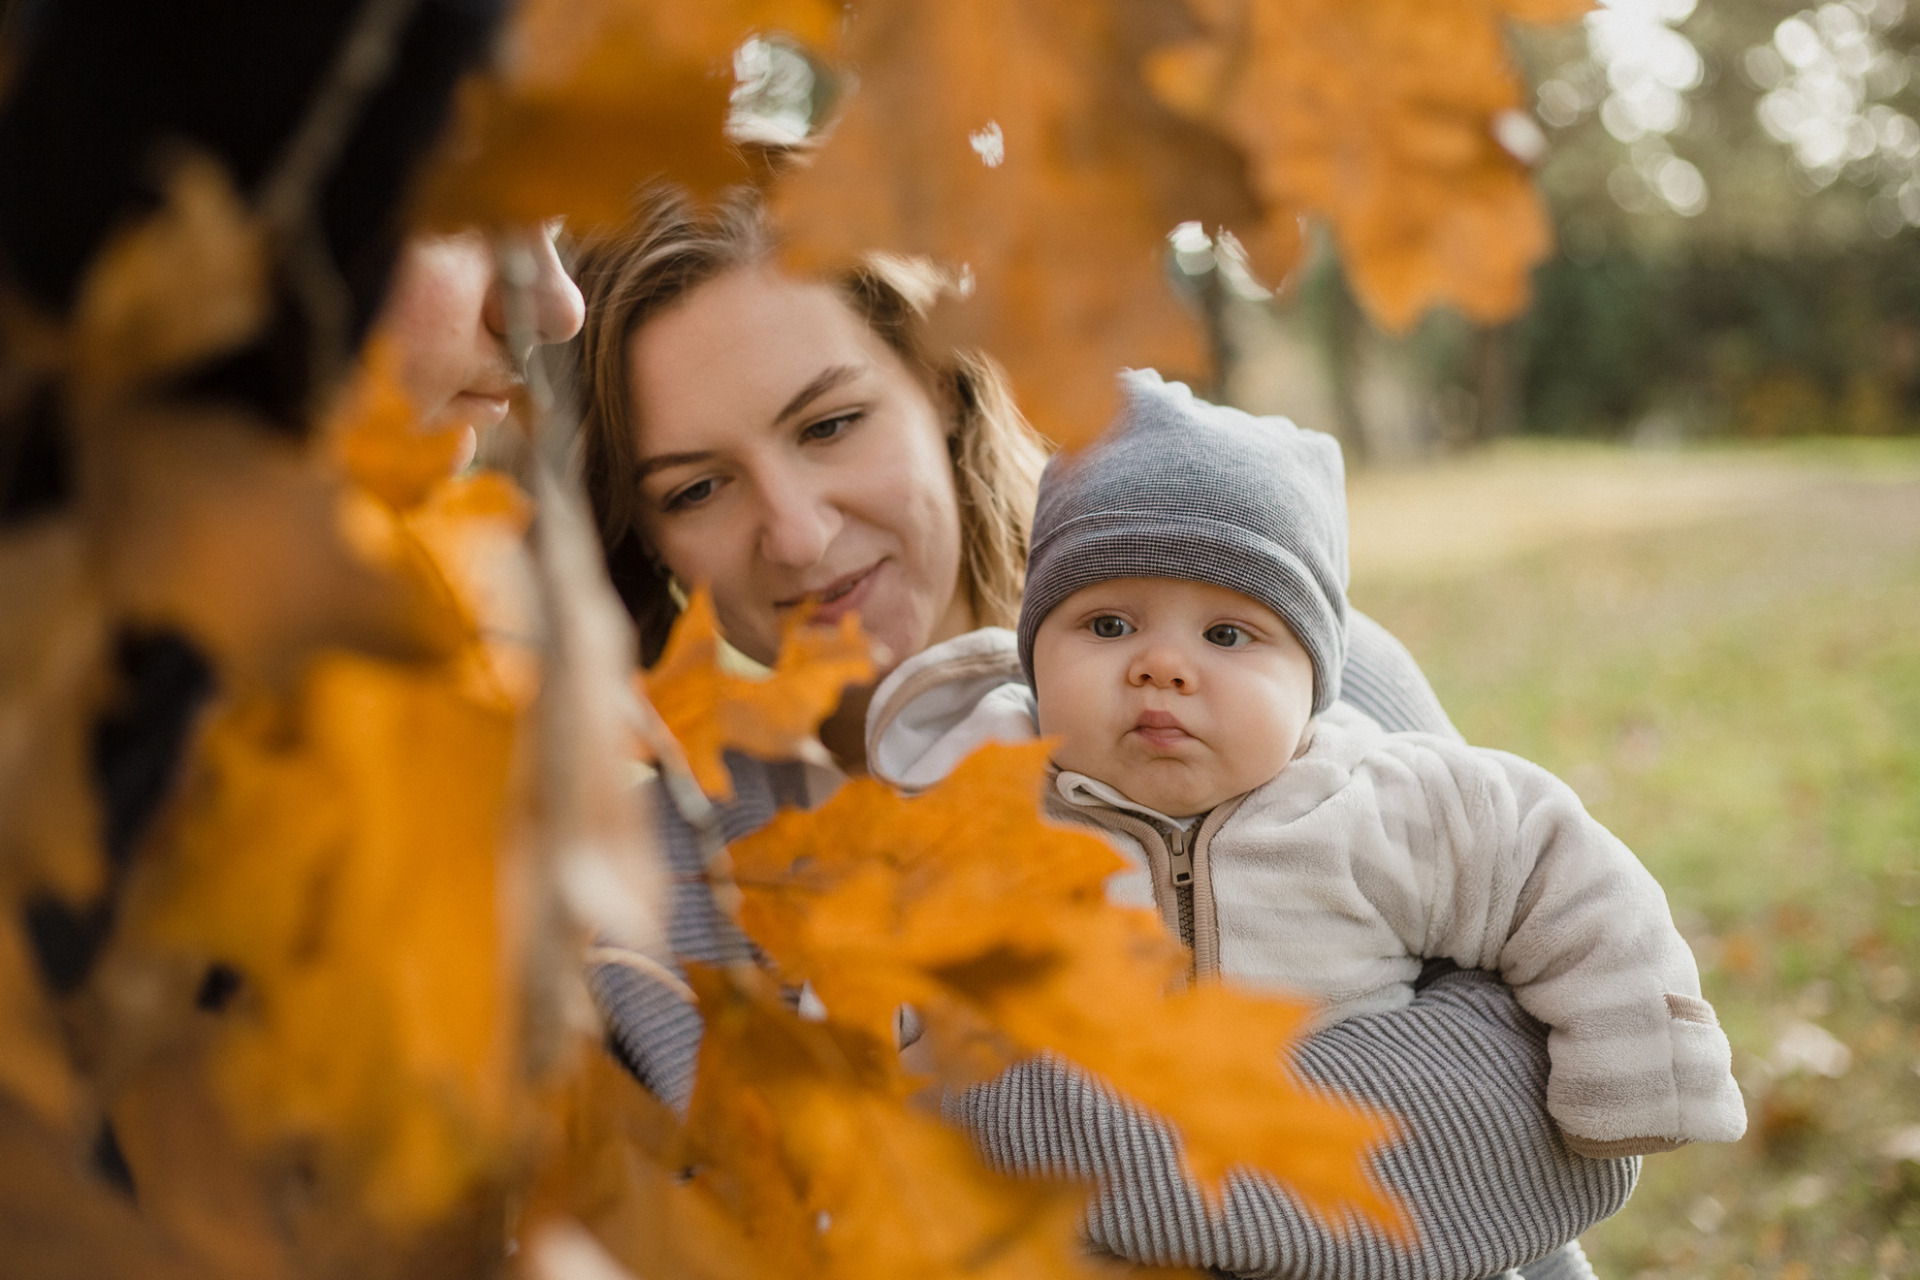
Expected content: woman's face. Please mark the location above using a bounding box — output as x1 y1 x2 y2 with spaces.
627 266 974 670
379 228 585 432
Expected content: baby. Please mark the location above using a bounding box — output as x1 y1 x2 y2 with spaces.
866 370 1746 1158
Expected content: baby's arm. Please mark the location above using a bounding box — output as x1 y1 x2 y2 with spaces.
1381 737 1747 1156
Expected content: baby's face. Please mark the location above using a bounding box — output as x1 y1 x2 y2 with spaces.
1031 577 1316 818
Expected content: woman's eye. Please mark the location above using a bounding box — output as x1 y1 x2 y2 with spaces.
1090 615 1132 639
662 477 718 512
800 411 860 444
1204 624 1248 648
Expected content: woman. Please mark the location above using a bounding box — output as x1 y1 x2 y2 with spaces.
571 186 1632 1280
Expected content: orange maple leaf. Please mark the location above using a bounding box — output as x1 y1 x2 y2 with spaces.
642 588 874 800
417 0 840 231
325 338 472 513
72 148 268 407
680 965 1107 1280
130 656 523 1226
1148 0 1590 330
730 741 1405 1232
774 0 1225 448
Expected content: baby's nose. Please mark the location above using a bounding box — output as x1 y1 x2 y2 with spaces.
1128 645 1192 689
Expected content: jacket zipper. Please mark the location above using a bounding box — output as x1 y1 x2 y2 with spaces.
1167 825 1195 949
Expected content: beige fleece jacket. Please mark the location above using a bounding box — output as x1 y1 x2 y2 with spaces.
867 627 1748 1157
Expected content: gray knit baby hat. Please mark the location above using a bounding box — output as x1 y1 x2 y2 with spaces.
1017 369 1350 714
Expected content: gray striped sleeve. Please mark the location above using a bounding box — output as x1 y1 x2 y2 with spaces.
946 966 1636 1280
1342 610 1462 741
588 752 810 1109
596 763 1635 1279
1339 620 1604 1280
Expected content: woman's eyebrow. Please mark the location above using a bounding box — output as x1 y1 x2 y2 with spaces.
773 362 864 425
635 449 716 481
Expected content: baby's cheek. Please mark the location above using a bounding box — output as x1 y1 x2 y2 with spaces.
1218 701 1303 784
1034 694 1103 774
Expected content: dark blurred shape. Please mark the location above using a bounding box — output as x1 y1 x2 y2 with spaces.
194 961 244 1012
22 629 215 996
91 1120 135 1198
0 0 507 430
92 629 215 870
1523 242 1920 439
0 381 72 526
22 894 113 995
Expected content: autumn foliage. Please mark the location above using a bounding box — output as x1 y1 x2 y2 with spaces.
0 1 1580 1277
431 0 1583 446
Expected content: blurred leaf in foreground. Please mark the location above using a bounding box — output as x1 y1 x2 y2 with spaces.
418 0 840 231
70 149 268 408
774 0 1228 447
1146 0 1585 330
732 741 1404 1227
679 965 1105 1280
129 654 521 1226
643 588 873 800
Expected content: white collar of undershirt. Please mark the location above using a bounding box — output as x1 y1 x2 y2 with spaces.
1054 770 1201 831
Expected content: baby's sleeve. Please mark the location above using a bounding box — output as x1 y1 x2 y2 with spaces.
1396 739 1748 1156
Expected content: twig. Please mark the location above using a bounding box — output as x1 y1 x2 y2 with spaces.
254 0 428 413
495 231 742 927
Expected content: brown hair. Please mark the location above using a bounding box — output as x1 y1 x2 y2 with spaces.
570 184 1050 664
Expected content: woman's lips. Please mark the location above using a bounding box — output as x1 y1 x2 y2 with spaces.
782 562 881 625
452 391 513 428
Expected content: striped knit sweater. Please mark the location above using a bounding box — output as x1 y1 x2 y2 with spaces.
590 609 1637 1279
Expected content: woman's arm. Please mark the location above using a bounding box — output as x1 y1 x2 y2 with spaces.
1342 610 1463 741
947 965 1636 1280
598 627 1635 1277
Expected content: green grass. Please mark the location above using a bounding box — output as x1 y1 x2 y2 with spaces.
1352 446 1920 1280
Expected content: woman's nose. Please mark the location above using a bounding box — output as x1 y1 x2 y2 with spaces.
525 227 586 344
482 225 587 350
756 482 840 570
1128 642 1193 690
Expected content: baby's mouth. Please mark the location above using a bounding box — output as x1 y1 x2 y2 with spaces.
1130 710 1194 747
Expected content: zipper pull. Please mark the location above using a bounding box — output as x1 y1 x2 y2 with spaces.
1167 826 1194 888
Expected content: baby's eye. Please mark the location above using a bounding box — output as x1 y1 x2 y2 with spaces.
1089 615 1133 639
1204 623 1248 648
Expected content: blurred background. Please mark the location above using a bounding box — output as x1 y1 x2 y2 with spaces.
1198 2 1920 1274
1190 0 1920 455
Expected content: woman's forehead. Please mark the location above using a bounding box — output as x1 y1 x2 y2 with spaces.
627 266 886 447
